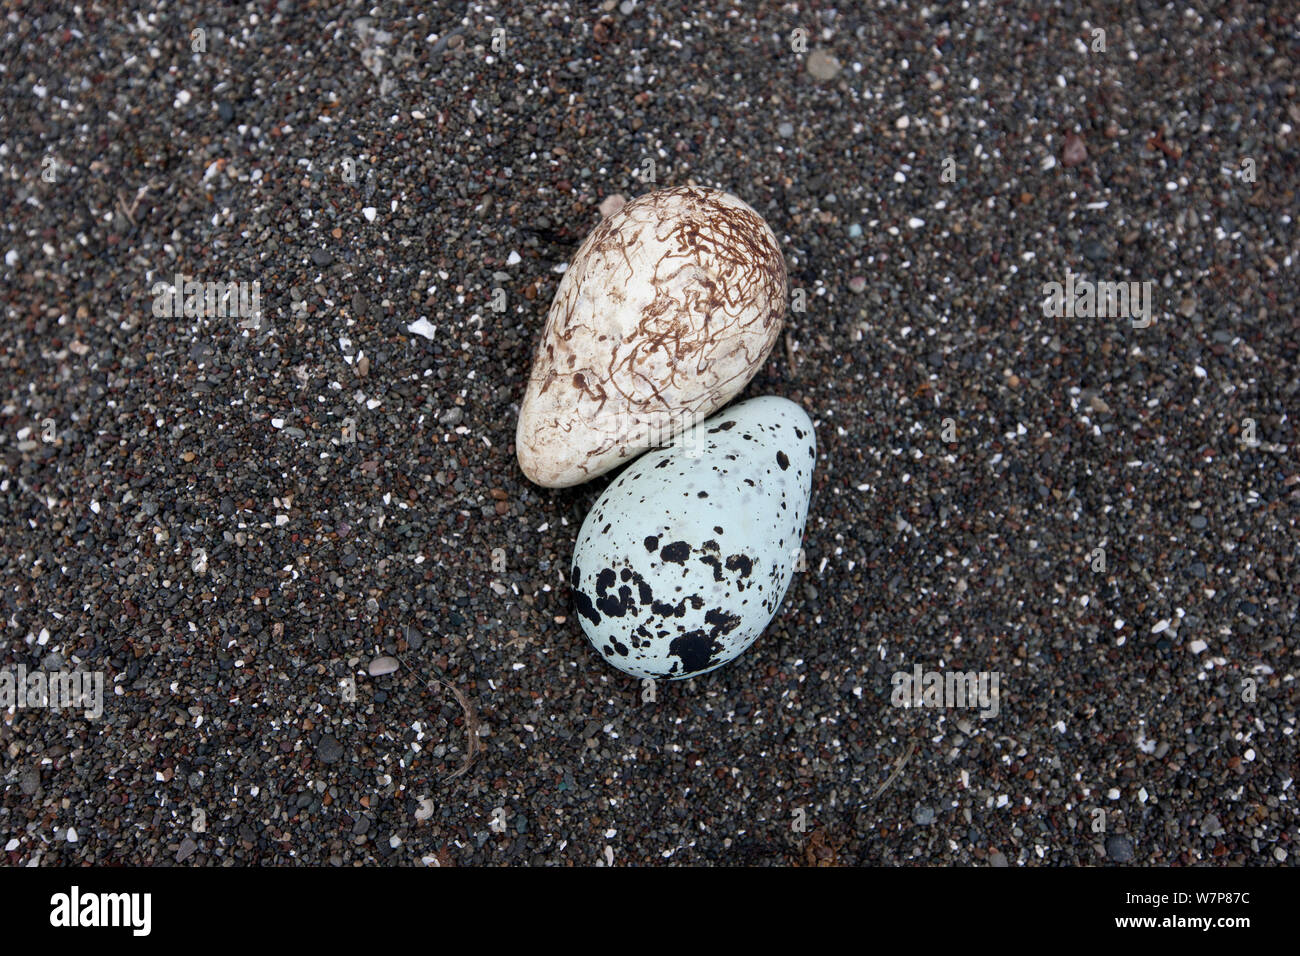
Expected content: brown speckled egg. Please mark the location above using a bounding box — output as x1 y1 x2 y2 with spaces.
516 186 787 488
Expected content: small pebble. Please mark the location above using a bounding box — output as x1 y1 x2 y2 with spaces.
1062 133 1087 167
317 735 345 764
407 318 437 339
1105 835 1135 863
806 49 841 81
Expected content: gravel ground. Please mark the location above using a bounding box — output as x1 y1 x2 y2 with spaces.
1 2 1295 866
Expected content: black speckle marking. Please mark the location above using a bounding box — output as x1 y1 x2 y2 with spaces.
666 604 746 676
699 554 724 581
707 421 736 433
705 608 742 635
644 535 659 552
668 630 723 674
594 568 638 618
655 459 672 469
725 554 754 578
629 569 654 606
574 589 601 625
660 541 690 564
697 491 708 498
714 526 724 535
776 451 789 470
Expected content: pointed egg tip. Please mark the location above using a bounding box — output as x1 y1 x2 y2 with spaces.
517 440 585 488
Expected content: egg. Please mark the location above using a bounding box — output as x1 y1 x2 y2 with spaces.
517 185 787 488
570 396 816 680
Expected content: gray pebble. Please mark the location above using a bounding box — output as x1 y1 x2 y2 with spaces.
317 734 345 764
1105 834 1135 863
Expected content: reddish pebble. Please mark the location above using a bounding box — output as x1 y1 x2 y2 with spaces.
1062 133 1087 167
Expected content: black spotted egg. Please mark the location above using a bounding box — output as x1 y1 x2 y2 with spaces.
570 396 816 680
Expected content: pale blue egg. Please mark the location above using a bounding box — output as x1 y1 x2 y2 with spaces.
571 396 816 680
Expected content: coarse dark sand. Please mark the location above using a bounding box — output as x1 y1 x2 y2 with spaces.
0 3 1294 866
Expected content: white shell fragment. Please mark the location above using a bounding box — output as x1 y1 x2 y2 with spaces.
367 655 400 676
517 186 787 488
571 396 816 680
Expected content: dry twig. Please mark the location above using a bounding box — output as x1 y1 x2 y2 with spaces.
430 675 480 781
116 180 160 225
870 740 916 801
